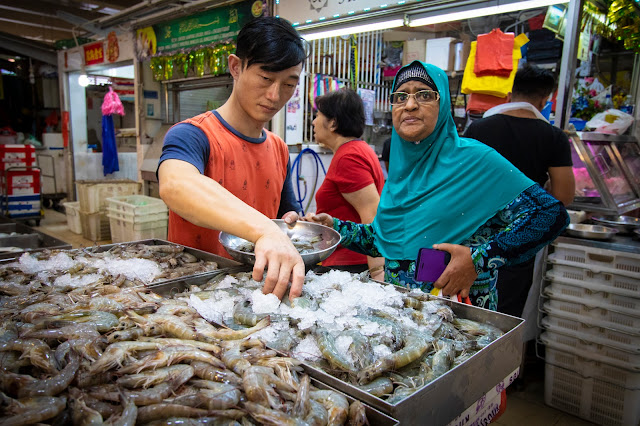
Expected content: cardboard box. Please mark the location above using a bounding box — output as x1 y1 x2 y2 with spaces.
384 30 433 42
402 39 427 66
42 133 64 148
426 37 458 71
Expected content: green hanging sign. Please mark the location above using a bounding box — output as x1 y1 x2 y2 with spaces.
153 0 264 54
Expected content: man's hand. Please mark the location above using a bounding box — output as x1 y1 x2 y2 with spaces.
431 243 478 298
252 225 305 301
301 212 334 228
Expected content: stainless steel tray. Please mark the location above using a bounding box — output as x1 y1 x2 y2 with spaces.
299 297 524 426
0 239 239 286
147 271 524 426
0 221 72 260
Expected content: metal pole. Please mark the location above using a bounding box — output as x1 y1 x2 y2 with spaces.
555 0 584 130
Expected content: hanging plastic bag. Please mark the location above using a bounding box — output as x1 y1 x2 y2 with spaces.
102 86 125 116
475 29 514 77
585 109 634 135
101 86 124 176
461 34 528 97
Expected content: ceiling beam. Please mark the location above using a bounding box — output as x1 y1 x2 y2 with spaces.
0 31 57 65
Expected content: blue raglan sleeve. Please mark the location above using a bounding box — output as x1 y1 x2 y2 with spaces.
157 123 210 176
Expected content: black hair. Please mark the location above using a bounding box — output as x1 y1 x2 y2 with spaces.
235 16 308 72
512 63 557 99
315 88 365 138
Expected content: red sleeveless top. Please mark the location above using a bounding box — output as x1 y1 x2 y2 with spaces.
167 111 289 258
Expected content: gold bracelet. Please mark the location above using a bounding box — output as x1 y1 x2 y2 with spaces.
369 265 384 274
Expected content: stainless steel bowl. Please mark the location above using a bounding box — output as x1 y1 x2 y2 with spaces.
565 223 618 240
590 215 640 234
219 219 341 267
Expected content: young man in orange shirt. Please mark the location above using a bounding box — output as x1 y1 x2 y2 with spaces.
158 17 307 301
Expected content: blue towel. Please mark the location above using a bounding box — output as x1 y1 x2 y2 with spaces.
102 115 119 175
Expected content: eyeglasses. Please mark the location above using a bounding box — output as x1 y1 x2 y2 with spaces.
389 90 440 106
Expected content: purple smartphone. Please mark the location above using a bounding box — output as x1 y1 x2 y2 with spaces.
416 248 451 282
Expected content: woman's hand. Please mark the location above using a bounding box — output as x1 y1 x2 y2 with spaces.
431 243 478 298
301 212 334 228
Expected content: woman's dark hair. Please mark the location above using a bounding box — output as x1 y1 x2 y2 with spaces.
315 88 365 138
235 16 308 72
512 63 557 99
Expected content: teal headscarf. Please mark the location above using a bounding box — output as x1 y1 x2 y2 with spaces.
372 61 534 260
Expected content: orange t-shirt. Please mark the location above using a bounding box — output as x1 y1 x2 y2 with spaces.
167 111 289 258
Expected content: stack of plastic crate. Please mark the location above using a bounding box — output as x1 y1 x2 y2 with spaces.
540 241 640 426
106 195 168 243
75 179 141 241
0 144 40 220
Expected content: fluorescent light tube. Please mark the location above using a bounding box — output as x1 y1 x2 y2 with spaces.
302 18 404 41
409 0 570 27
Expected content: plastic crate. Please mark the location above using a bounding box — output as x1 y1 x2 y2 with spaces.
549 242 640 278
545 347 640 389
75 180 141 214
545 263 640 298
79 210 111 241
541 331 640 371
541 315 640 354
543 300 640 336
63 201 82 234
544 281 640 318
107 210 168 243
544 361 640 426
106 195 167 217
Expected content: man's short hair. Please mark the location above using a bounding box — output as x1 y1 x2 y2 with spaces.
512 64 556 99
315 88 365 138
236 16 308 72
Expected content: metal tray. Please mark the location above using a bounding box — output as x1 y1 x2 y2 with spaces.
0 239 240 286
591 215 640 234
0 221 72 260
299 298 524 426
147 272 524 426
565 223 618 240
79 239 242 286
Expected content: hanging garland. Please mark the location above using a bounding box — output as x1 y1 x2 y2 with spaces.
586 0 640 52
149 42 236 81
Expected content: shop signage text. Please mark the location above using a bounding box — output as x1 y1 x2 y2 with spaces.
153 0 263 54
84 42 105 66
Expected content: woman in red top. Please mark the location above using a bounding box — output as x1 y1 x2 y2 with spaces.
309 88 385 279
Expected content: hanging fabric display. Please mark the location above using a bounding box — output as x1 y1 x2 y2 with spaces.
101 87 125 176
474 29 514 77
309 74 344 109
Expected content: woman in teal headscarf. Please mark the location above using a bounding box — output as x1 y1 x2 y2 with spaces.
299 61 568 310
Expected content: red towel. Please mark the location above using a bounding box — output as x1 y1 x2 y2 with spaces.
475 29 514 77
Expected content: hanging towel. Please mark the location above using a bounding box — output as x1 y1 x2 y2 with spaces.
475 29 515 77
102 115 119 175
